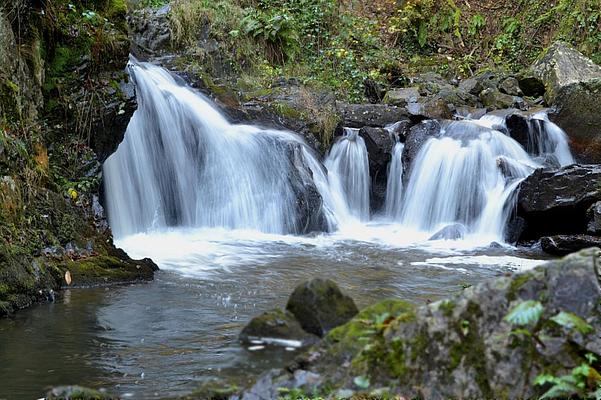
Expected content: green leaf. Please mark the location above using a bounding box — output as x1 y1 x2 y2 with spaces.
535 374 560 386
417 20 427 48
504 300 544 326
550 311 593 334
353 375 370 389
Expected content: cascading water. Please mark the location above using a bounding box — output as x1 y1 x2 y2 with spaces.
323 128 371 222
384 141 404 219
103 60 335 237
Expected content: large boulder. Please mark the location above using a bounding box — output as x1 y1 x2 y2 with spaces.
383 87 420 107
479 88 525 110
402 120 441 183
239 308 319 347
339 104 409 128
286 278 358 337
517 164 601 239
531 42 601 163
240 248 601 399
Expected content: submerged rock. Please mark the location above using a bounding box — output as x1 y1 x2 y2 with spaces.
429 223 467 241
240 248 601 399
286 278 358 337
239 308 319 347
517 164 601 239
541 235 601 255
531 42 601 163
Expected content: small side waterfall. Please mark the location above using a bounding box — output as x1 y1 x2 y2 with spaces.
104 60 335 237
527 112 574 167
384 142 404 219
324 128 371 222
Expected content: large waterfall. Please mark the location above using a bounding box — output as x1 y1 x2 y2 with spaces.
104 60 334 237
105 61 574 247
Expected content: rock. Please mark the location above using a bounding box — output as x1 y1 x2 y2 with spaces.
363 78 385 104
339 104 410 128
504 112 530 149
358 127 396 210
499 77 523 96
402 120 441 182
127 6 172 56
517 164 601 239
458 77 483 96
540 235 601 255
240 249 601 399
406 98 452 120
383 87 420 107
239 308 319 347
517 72 546 97
588 202 601 234
531 41 601 104
284 142 329 234
286 278 358 337
46 385 117 400
529 42 601 163
548 79 601 163
505 216 527 244
479 88 524 110
429 223 467 240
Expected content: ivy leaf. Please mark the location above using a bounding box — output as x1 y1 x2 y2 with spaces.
550 311 593 334
504 300 544 326
353 375 370 389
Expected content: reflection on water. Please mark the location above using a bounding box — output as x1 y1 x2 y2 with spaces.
0 228 549 399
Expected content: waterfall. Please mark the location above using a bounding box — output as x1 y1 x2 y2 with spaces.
323 128 371 222
398 120 537 241
103 60 334 237
384 142 404 219
528 112 574 167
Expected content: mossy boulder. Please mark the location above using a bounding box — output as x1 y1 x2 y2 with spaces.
240 248 601 399
286 278 359 337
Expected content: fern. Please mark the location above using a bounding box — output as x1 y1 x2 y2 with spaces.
504 300 544 326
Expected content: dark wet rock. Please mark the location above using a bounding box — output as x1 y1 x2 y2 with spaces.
402 120 441 182
517 164 601 239
429 223 467 240
479 88 524 110
90 78 137 162
240 249 601 399
358 127 396 211
588 202 601 234
499 77 523 96
285 143 329 234
286 278 358 337
239 308 319 347
517 73 546 98
383 87 420 107
504 112 530 149
505 216 527 244
128 6 172 56
363 78 385 104
529 42 601 163
46 385 117 400
540 235 601 255
339 104 409 128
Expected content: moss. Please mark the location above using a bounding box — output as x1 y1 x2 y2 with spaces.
438 299 456 318
507 272 534 302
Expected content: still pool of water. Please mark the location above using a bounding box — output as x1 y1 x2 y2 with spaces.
0 226 550 399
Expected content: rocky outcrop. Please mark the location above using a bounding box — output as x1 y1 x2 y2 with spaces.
402 120 441 182
286 278 358 337
239 248 601 399
128 5 172 56
531 42 601 163
517 164 601 240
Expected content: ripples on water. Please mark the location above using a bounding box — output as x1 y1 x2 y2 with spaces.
0 225 549 399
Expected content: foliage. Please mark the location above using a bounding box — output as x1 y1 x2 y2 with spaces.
504 300 543 326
